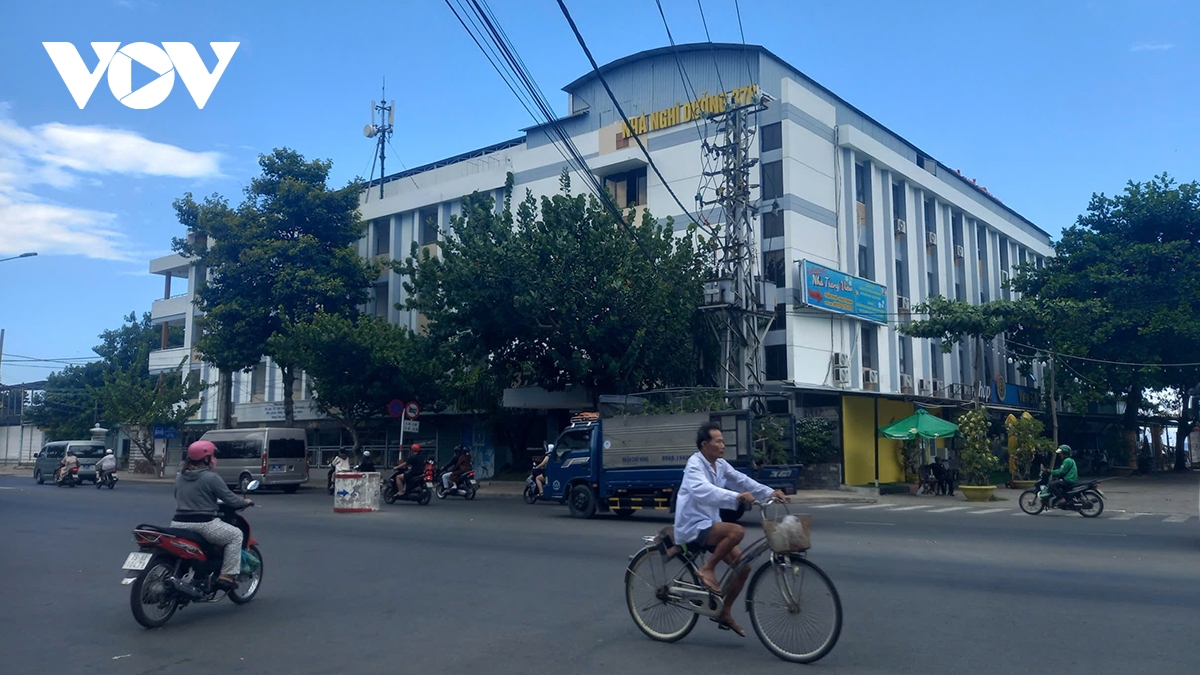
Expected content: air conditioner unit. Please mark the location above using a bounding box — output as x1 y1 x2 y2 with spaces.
833 366 850 384
897 296 911 311
832 352 850 368
856 201 867 226
926 231 938 247
893 218 907 235
1001 270 1010 285
954 245 965 259
931 379 943 394
918 378 932 394
863 368 879 384
900 374 914 391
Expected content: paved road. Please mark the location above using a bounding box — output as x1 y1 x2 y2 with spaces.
2 475 1199 675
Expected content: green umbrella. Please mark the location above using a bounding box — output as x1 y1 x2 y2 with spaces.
878 409 959 440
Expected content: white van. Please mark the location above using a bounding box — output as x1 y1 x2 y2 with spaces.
198 427 309 492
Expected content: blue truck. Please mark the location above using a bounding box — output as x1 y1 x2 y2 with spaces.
540 408 802 520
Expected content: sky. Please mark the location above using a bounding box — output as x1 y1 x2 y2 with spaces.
0 0 1196 386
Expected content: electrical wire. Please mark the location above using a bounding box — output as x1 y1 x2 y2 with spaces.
696 0 725 94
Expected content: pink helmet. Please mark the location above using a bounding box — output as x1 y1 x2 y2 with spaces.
187 440 217 462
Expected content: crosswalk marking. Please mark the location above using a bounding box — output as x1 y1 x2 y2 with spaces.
797 502 1193 523
1163 515 1190 523
889 505 934 511
928 506 971 513
968 508 1009 514
812 504 844 509
1111 513 1146 521
850 503 892 510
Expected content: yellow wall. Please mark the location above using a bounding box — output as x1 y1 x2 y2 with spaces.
842 396 914 485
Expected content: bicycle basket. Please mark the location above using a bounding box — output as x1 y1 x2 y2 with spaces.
761 508 812 553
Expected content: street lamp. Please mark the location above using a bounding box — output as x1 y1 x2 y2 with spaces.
0 252 37 263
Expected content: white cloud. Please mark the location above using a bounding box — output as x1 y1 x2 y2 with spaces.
1131 43 1174 52
0 114 222 261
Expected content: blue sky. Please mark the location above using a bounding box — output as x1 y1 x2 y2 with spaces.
0 0 1196 385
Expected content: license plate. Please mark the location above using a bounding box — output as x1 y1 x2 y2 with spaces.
425 481 434 488
270 464 286 473
82 464 93 470
469 479 478 486
122 552 153 571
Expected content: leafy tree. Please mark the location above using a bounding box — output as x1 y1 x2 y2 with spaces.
24 362 106 440
281 313 441 452
899 295 1024 394
1005 412 1053 481
794 417 838 466
174 148 378 427
97 342 204 465
958 406 999 486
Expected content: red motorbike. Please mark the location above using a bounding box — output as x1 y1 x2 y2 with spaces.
121 482 264 628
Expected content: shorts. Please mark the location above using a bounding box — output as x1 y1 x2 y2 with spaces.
685 526 716 553
531 468 545 478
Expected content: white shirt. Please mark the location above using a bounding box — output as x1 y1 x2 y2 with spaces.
672 452 774 546
332 456 353 472
96 455 117 471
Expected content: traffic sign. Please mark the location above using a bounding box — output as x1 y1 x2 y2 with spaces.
387 399 405 419
401 419 419 433
404 401 421 420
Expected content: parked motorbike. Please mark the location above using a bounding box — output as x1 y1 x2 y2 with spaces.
95 469 119 489
121 481 263 628
436 470 479 500
381 463 433 506
55 466 80 488
1019 470 1104 517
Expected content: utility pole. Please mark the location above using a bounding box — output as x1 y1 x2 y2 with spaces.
0 328 5 386
698 91 774 403
363 81 395 200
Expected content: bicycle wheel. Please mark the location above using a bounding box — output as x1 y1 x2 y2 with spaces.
625 547 699 642
747 555 842 663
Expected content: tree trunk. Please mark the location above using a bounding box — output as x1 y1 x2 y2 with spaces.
348 424 361 454
1122 384 1143 468
1175 385 1191 472
281 364 295 427
217 368 233 429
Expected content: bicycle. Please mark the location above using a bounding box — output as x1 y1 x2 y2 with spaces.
623 499 842 663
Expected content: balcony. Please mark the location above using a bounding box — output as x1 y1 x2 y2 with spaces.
149 347 193 375
150 253 190 276
151 294 192 324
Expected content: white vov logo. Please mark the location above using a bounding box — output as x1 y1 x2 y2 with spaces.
43 42 239 110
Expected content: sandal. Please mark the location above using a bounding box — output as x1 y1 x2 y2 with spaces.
710 617 746 637
697 574 723 597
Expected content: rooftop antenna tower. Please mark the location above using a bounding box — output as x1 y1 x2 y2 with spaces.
364 79 395 200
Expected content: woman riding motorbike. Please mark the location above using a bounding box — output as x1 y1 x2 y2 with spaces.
170 440 254 590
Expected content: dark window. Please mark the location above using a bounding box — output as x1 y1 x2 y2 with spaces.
418 207 439 246
213 440 261 460
898 336 910 375
770 302 786 331
604 166 647 208
924 198 935 233
952 213 963 246
68 443 106 459
373 220 389 256
858 245 871 280
269 438 307 459
955 281 963 301
556 429 593 454
854 163 867 203
895 260 907 297
761 161 783 200
927 271 937 297
250 363 266 400
763 250 785 288
930 341 942 379
765 345 787 381
861 325 876 370
760 122 782 152
761 210 784 238
892 182 905 221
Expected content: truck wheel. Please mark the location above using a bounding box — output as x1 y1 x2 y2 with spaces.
568 484 597 519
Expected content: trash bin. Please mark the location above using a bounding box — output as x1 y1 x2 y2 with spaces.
333 472 381 513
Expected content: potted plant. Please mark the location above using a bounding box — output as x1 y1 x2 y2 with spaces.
958 406 1000 501
899 437 923 486
1005 413 1052 489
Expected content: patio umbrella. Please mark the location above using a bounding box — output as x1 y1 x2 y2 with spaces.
878 409 959 440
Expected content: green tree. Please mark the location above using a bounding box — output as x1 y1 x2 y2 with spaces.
24 362 106 440
97 342 204 464
282 313 441 452
174 148 379 427
794 417 838 466
899 295 1024 396
958 406 999 486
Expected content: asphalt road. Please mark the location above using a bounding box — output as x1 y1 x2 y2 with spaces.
2 475 1199 675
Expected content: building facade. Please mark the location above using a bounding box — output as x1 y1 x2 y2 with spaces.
148 43 1053 485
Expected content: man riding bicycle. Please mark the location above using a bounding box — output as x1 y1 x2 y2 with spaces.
674 421 788 637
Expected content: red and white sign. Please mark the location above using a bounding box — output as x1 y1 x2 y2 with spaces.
404 401 421 420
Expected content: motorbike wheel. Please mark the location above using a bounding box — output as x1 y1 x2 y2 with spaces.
130 557 179 628
1018 490 1044 515
384 488 397 505
96 478 104 489
436 484 447 499
418 488 432 506
523 483 538 505
464 486 477 500
108 478 116 489
1078 491 1104 518
228 545 263 605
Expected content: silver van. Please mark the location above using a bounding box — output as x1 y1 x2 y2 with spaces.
34 440 107 484
198 428 309 492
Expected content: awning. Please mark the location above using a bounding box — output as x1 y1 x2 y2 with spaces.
879 409 959 440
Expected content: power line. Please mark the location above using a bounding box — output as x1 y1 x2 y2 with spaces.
695 0 725 94
1004 338 1200 369
732 0 755 86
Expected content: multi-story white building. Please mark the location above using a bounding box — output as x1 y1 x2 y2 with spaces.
149 43 1053 484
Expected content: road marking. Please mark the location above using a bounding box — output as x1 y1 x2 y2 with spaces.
812 504 844 509
850 503 891 510
1110 513 1147 521
968 508 1009 515
844 521 895 526
928 506 971 513
1163 515 1191 523
888 505 934 511
1072 532 1127 537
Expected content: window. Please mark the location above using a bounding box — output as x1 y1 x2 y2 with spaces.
250 363 267 401
213 440 260 460
761 161 783 200
854 163 867 204
861 325 876 370
924 198 935 233
930 341 942 379
555 428 593 455
373 220 389 256
763 250 785 288
761 210 784 238
892 182 905 222
955 281 963 301
604 166 647 208
952 213 963 246
760 122 781 152
898 336 910 376
418 207 439 246
977 225 987 261
770 302 786 331
895 260 907 297
765 345 787 381
927 271 937 297
269 438 307 459
858 245 871 280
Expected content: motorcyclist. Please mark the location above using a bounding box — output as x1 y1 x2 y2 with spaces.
56 450 79 482
169 440 253 591
441 446 473 491
95 449 117 483
355 450 376 473
531 449 551 497
328 449 353 493
1042 445 1078 503
392 444 424 495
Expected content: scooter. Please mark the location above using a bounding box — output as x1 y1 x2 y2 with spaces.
121 481 263 628
436 470 478 500
1019 470 1105 517
382 462 434 506
55 466 80 488
95 469 119 489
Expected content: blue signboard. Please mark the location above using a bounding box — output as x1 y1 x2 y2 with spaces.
990 380 1041 409
153 425 177 439
798 260 888 324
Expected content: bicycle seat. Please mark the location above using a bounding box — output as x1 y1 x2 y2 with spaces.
656 526 715 554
